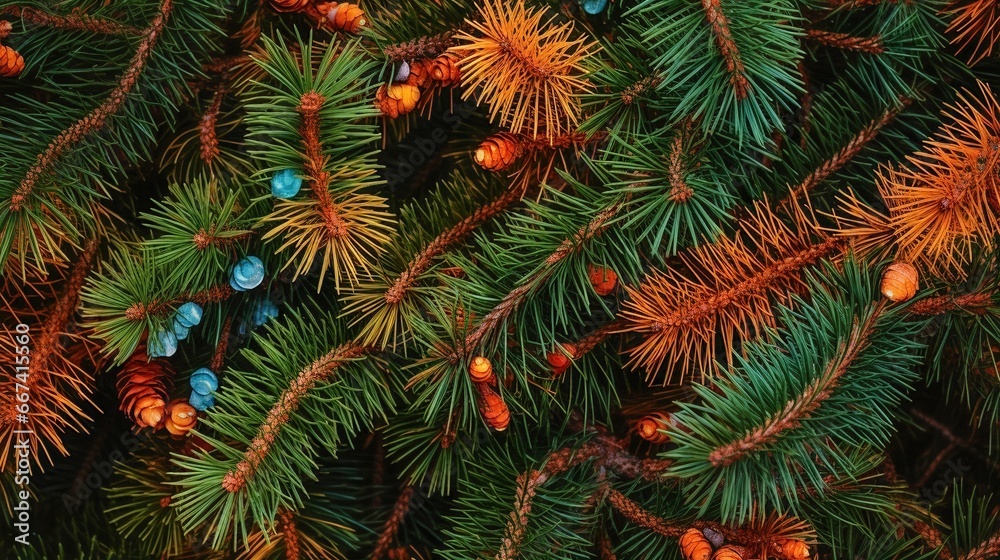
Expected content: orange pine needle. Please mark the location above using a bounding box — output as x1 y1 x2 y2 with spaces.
449 0 596 141
946 0 1000 65
841 81 1000 278
619 202 843 384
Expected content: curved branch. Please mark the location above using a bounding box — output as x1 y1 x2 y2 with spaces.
11 0 173 210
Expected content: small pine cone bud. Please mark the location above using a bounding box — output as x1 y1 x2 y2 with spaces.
375 83 420 118
0 45 25 78
711 545 746 560
474 133 523 172
323 2 367 33
267 0 310 12
772 539 809 560
469 356 495 384
478 387 510 431
546 343 577 376
429 53 461 87
588 265 618 296
406 59 433 88
635 412 672 444
680 528 713 560
118 345 173 430
164 399 198 437
881 262 918 302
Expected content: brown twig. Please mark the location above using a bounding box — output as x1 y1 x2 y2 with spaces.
124 283 236 320
907 291 995 315
199 77 229 165
209 318 231 373
277 508 301 560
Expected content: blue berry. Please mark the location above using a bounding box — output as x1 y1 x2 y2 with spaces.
230 256 265 291
270 168 303 199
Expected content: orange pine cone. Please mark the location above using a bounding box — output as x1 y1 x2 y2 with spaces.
546 343 577 376
588 265 618 296
118 345 173 430
679 528 713 560
773 539 810 560
164 399 198 437
406 59 434 88
267 0 310 12
429 54 461 87
636 412 672 444
0 44 25 78
323 2 367 33
474 132 523 172
711 545 745 560
469 356 495 384
881 262 918 302
478 387 510 431
375 83 420 118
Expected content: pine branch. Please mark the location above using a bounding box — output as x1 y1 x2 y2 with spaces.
458 198 624 356
700 0 750 99
199 78 229 165
123 283 235 321
708 300 887 467
0 5 142 35
805 29 885 53
222 341 372 492
371 486 414 560
779 96 911 208
385 187 521 307
9 0 173 211
277 508 301 560
299 91 350 240
908 291 995 315
0 239 99 468
960 531 1000 560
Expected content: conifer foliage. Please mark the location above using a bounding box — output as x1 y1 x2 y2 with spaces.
1 0 1000 558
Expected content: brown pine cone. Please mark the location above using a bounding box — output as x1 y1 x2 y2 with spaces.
429 53 461 87
117 345 173 430
474 132 523 172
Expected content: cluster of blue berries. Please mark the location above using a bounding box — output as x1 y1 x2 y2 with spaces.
149 301 203 358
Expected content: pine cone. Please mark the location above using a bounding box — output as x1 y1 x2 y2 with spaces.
406 59 434 88
375 83 420 118
474 133 523 172
164 399 198 437
319 2 367 33
118 345 173 430
0 45 24 78
267 0 310 12
429 53 461 87
477 386 510 431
